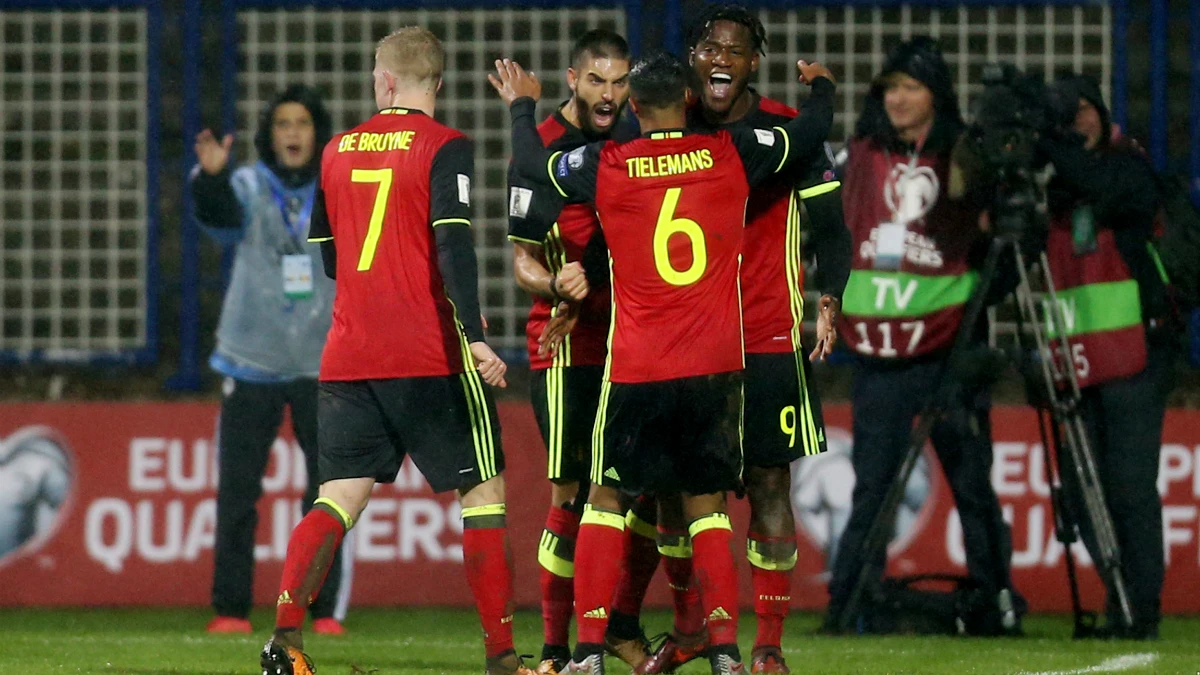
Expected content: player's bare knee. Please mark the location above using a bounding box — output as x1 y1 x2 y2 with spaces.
586 483 627 512
745 465 794 535
549 479 583 511
459 473 506 509
316 477 374 528
681 491 727 521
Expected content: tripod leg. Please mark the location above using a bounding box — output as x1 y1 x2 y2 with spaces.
1011 249 1135 630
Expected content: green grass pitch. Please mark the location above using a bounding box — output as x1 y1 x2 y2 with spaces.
2 608 1198 674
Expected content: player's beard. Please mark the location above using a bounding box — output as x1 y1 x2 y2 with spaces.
575 94 621 139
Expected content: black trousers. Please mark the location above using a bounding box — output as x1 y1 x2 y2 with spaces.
827 356 1014 619
211 377 342 619
1061 336 1174 631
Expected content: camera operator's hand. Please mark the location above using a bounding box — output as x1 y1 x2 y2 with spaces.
797 60 835 86
809 295 840 362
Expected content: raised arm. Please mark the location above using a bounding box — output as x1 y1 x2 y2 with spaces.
490 58 599 203
731 61 837 188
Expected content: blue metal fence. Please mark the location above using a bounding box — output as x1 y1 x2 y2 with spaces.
0 0 161 366
15 0 1163 386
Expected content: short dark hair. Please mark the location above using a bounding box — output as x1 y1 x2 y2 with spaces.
629 51 690 110
686 4 767 55
570 29 631 68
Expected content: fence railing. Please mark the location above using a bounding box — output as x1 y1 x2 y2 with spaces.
0 0 161 366
5 0 1193 384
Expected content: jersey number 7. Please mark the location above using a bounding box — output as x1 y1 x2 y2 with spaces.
654 187 707 286
350 168 394 271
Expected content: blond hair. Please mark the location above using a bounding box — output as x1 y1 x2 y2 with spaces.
376 27 444 87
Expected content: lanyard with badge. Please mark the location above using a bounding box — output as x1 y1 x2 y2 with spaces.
267 175 316 301
875 149 920 270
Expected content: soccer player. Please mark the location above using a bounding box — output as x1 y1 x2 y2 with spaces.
260 27 530 675
506 30 660 675
640 7 851 674
491 51 835 675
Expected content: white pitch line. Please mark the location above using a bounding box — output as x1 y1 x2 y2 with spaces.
1018 652 1159 675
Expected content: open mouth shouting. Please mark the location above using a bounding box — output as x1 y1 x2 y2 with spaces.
708 72 734 101
591 103 617 130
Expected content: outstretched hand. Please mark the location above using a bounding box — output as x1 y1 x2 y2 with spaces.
195 129 234 175
488 58 542 106
797 60 835 86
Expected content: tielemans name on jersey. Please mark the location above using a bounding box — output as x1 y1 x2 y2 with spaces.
337 130 417 153
625 149 714 179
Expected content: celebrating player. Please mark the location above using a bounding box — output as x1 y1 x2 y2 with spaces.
492 50 835 675
260 27 530 675
639 7 851 674
506 29 661 674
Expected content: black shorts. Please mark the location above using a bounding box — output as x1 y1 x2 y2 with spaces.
593 371 743 495
531 365 603 482
743 351 828 467
317 374 503 494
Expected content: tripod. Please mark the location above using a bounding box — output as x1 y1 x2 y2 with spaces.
836 226 1134 636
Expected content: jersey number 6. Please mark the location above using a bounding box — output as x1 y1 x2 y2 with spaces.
653 187 707 286
351 168 394 272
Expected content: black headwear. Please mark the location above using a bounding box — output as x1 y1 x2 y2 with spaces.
854 37 963 153
254 84 333 187
1048 74 1111 148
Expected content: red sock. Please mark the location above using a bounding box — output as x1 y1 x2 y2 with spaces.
539 506 581 647
275 508 345 631
689 515 739 647
574 507 627 645
463 509 516 658
611 510 661 617
660 529 704 636
748 534 795 649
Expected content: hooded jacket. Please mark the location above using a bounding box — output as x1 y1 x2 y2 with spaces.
1039 76 1167 388
838 38 987 361
190 86 337 381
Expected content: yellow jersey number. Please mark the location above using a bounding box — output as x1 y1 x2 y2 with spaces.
350 168 394 271
653 187 707 286
779 405 797 449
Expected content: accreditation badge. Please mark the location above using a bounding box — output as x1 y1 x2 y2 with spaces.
282 254 314 300
874 221 906 270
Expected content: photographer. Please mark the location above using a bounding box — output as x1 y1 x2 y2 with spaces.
825 38 1019 634
1040 76 1173 639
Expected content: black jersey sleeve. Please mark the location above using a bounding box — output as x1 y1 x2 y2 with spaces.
307 187 332 241
430 137 486 343
509 98 599 204
191 167 244 230
306 184 337 279
730 77 836 188
506 160 567 245
797 147 851 299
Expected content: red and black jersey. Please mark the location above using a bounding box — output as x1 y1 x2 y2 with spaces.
310 108 478 380
687 92 849 355
507 108 611 370
508 80 835 383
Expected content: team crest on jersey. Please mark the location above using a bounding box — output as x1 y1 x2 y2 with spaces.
884 162 940 225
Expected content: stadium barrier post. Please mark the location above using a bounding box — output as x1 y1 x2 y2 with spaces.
166 0 205 391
